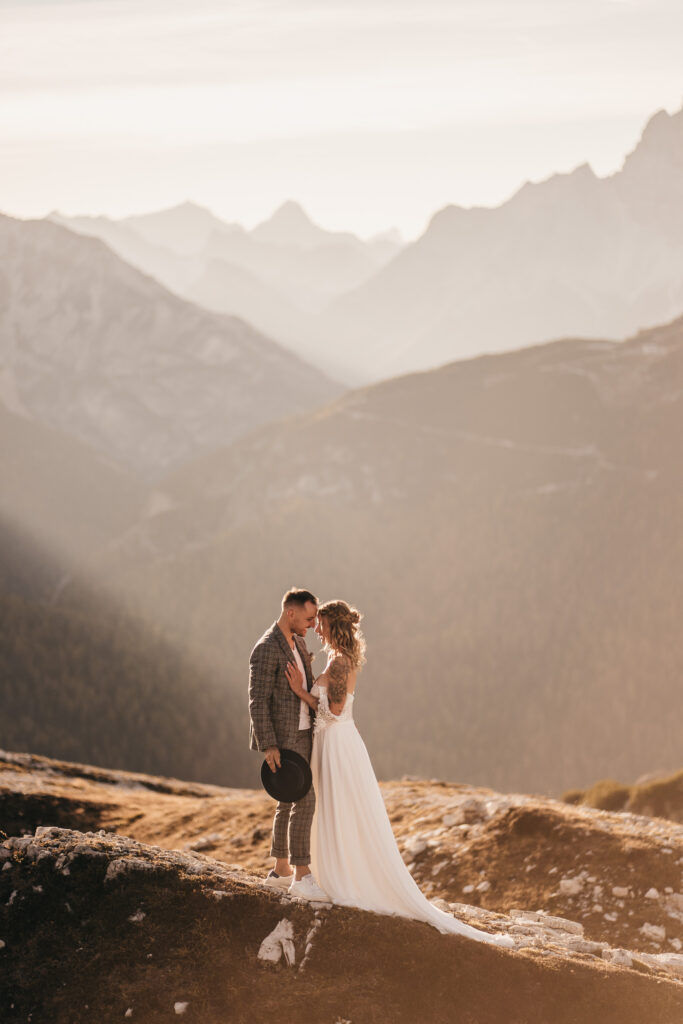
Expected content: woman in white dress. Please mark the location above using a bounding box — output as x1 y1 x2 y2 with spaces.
285 599 513 947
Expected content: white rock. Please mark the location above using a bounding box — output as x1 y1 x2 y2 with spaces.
562 936 608 954
2 863 12 872
476 880 490 893
559 877 584 896
509 910 547 923
458 798 488 823
602 948 632 967
430 898 451 913
442 814 458 827
258 919 296 966
128 910 146 923
611 886 629 898
636 953 683 978
664 893 683 923
669 938 682 951
403 837 427 857
645 888 660 900
543 915 584 936
0 940 5 950
104 858 156 882
124 1010 133 1018
640 923 666 943
462 884 475 894
174 1002 189 1015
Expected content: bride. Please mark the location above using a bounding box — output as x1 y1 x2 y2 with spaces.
285 599 513 947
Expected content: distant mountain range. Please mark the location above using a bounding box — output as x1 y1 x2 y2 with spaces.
50 201 404 376
318 105 683 379
48 104 683 385
0 212 342 476
47 309 682 794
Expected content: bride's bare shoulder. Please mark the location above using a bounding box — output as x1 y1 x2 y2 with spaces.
328 653 358 695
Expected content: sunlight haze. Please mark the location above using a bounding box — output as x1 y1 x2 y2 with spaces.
2 0 682 234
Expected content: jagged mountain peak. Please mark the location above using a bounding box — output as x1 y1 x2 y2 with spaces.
619 103 683 174
250 199 328 248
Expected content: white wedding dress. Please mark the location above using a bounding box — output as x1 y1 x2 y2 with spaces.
309 681 513 947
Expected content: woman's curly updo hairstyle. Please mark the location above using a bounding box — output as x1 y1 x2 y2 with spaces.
318 599 366 669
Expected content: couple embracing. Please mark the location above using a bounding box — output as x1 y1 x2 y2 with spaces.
248 587 513 946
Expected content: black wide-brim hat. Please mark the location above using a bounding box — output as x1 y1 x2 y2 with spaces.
261 748 312 802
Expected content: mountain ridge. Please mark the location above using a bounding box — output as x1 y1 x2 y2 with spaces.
0 212 342 476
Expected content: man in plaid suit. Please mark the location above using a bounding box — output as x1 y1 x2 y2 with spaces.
249 587 328 901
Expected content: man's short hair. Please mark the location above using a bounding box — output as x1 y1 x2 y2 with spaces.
282 588 318 609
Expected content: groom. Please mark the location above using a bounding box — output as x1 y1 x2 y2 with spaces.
248 587 327 901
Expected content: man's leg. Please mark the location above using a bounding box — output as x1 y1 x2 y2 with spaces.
270 801 294 878
288 729 315 879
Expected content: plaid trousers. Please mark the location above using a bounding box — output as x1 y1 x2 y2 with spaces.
270 728 315 865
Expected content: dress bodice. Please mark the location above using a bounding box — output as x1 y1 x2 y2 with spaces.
311 683 355 730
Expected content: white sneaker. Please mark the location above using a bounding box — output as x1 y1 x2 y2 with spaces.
264 870 294 891
288 873 329 902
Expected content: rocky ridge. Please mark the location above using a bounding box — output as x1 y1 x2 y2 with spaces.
2 750 683 1022
1 824 682 1024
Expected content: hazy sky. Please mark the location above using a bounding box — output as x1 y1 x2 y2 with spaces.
2 0 682 237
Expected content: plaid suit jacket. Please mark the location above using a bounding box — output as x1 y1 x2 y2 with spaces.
248 622 315 752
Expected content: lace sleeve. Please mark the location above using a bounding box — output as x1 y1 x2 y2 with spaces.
327 656 350 705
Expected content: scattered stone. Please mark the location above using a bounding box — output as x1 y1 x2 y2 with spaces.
462 884 475 894
611 886 629 898
602 948 633 968
128 910 146 923
559 877 583 896
635 953 683 979
258 919 296 966
174 1002 189 1015
459 798 488 824
644 888 660 900
431 898 451 913
510 909 547 924
640 923 666 944
0 940 5 950
403 836 427 858
124 1010 133 1018
105 858 157 882
476 880 490 893
664 893 683 923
